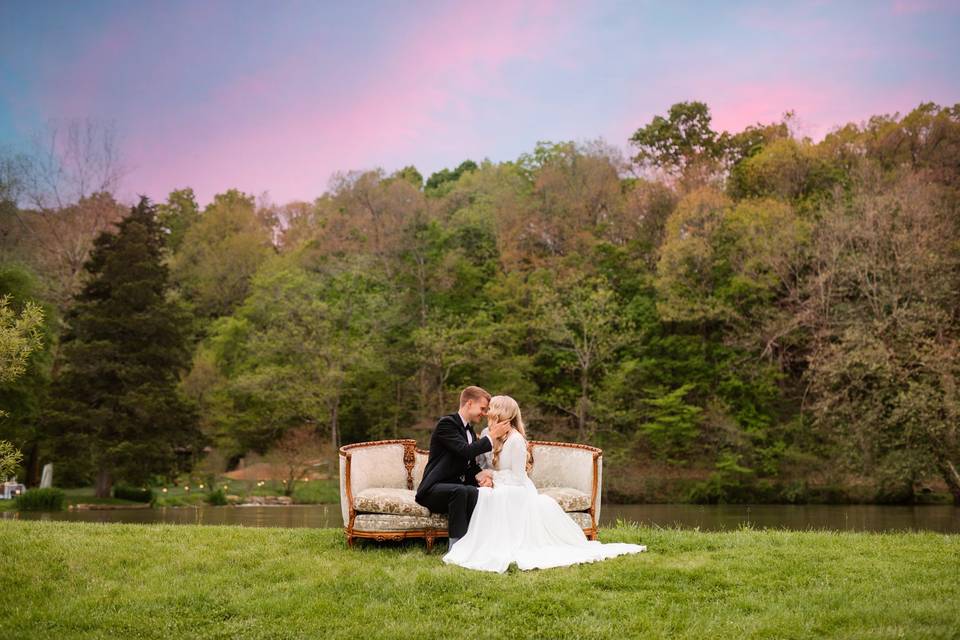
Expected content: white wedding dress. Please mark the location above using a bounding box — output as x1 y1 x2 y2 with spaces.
443 431 646 573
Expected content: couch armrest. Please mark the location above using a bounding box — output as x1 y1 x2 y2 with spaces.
339 440 417 527
528 441 603 529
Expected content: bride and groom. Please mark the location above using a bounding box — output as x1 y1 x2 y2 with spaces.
415 386 646 573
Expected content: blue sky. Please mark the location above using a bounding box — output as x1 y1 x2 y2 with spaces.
1 0 957 205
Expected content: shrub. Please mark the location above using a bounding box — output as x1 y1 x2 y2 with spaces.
113 484 154 503
15 487 66 511
688 452 757 504
206 489 228 506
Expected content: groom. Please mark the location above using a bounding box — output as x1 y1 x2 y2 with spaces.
415 386 511 547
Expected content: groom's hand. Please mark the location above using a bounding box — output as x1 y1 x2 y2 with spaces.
488 419 511 440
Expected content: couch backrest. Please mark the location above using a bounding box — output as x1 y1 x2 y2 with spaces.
529 441 602 519
339 440 415 525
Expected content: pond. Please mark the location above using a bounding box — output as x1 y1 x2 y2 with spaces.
5 503 960 533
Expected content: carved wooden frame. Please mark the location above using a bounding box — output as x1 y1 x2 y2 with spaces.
339 438 602 551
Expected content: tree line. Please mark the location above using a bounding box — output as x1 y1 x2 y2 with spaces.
1 103 958 503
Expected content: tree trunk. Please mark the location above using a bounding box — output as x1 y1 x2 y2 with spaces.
438 373 446 419
393 381 402 439
330 397 340 454
938 456 960 506
285 469 295 497
94 469 112 498
577 370 589 441
24 440 40 487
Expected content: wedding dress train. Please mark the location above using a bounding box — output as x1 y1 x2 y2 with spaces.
442 431 646 573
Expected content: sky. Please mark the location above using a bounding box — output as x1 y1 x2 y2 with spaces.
1 0 958 206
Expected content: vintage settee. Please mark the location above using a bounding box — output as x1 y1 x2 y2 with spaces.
339 438 602 551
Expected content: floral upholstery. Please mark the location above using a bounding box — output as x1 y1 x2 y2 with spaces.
538 486 591 512
354 487 431 517
567 511 593 529
528 444 595 493
353 511 592 532
354 513 447 531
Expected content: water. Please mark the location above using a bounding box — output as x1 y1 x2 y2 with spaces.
5 503 959 533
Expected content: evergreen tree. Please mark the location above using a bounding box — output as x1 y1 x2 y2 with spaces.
46 197 199 497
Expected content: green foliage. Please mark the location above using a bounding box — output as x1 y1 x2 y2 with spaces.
532 271 634 438
688 452 757 503
0 439 22 478
654 187 734 323
629 102 724 182
0 293 44 385
169 188 274 319
804 168 960 502
205 488 228 506
112 484 153 503
44 198 200 495
388 165 424 190
638 384 702 459
727 137 842 209
5 101 958 505
0 264 56 457
156 188 200 253
425 159 478 196
201 255 388 453
14 487 65 510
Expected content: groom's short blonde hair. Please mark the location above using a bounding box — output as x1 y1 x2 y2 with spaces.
459 386 491 407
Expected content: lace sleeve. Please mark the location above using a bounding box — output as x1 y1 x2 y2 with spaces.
491 433 529 486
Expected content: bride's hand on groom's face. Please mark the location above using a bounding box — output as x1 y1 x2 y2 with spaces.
488 419 511 440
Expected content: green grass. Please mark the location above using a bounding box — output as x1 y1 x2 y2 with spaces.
291 477 340 503
0 521 957 639
62 488 143 507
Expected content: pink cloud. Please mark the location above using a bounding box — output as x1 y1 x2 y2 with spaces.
121 0 580 204
890 0 960 15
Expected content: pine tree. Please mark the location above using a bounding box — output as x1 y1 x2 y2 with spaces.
46 197 199 497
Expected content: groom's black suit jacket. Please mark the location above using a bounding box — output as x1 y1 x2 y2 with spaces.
415 413 492 504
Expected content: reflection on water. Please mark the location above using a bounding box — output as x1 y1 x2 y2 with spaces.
4 502 959 533
4 504 338 528
602 503 960 534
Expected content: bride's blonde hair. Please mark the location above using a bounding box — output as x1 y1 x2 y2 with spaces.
488 395 533 473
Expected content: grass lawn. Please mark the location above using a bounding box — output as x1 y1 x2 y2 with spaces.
0 520 957 640
62 487 144 507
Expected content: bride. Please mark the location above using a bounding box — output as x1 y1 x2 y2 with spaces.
443 395 646 573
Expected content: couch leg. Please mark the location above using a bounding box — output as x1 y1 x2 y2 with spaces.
347 534 355 548
425 535 434 553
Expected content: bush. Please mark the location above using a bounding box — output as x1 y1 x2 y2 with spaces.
206 489 228 506
687 452 758 504
113 484 154 503
15 487 66 511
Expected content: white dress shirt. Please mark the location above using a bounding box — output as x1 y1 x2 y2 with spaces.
457 410 473 443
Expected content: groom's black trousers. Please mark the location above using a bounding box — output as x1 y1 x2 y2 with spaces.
417 483 478 539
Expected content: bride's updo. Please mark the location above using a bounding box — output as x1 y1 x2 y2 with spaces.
487 395 533 473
